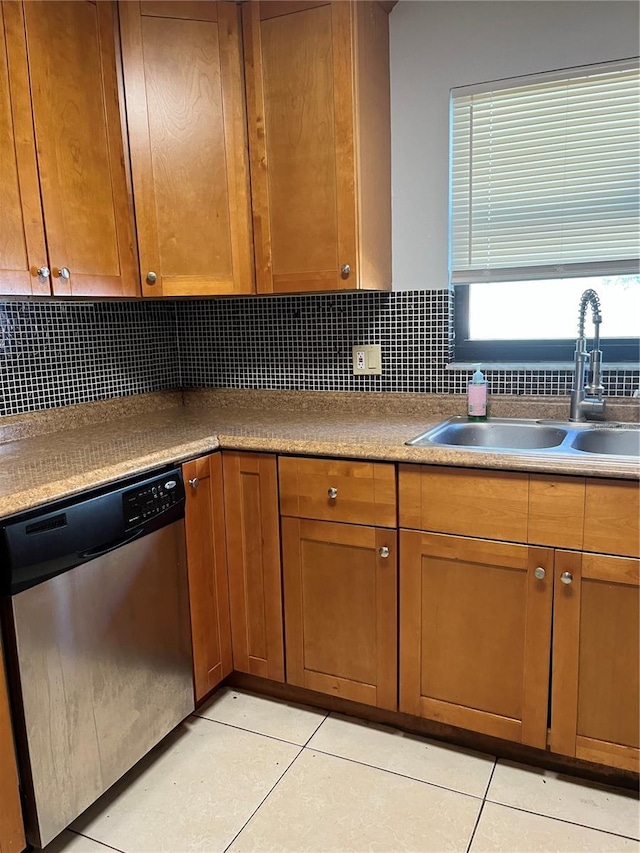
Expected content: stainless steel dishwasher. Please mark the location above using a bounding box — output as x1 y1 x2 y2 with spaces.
0 466 195 849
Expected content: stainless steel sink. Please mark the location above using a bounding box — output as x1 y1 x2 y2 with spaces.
570 427 640 457
409 419 568 450
407 417 640 459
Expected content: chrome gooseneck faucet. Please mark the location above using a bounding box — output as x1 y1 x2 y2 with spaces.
569 289 607 422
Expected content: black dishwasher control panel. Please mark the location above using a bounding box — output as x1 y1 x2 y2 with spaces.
1 466 186 595
123 473 185 529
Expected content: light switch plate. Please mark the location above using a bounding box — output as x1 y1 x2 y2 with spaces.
352 344 382 375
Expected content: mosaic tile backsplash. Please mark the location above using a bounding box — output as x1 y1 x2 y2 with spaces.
0 301 178 416
1 290 638 417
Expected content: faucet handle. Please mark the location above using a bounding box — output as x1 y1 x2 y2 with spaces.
586 349 604 396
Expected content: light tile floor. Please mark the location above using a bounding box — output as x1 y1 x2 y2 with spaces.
39 687 639 853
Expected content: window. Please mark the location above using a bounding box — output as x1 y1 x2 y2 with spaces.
450 61 640 363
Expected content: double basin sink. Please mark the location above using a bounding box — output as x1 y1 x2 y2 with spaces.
407 417 640 459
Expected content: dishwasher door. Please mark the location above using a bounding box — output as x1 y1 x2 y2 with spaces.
9 519 193 848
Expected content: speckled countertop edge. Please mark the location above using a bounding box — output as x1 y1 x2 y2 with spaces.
0 389 638 518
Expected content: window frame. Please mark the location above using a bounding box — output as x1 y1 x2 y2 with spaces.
450 59 640 365
453 283 640 364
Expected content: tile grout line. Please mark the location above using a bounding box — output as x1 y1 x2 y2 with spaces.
191 711 325 749
218 710 332 853
220 746 307 853
301 711 331 748
481 800 640 844
308 709 494 801
465 799 487 853
67 828 127 853
482 757 498 801
300 744 486 802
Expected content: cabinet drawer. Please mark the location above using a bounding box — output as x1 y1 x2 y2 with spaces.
278 457 396 527
399 464 529 542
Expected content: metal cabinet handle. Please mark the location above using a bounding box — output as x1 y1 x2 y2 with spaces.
188 478 199 489
560 571 573 585
534 567 546 580
328 487 338 499
36 266 50 279
340 264 351 279
56 267 71 280
146 271 157 285
379 546 390 558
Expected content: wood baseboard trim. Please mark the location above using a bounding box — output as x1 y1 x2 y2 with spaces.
224 672 639 792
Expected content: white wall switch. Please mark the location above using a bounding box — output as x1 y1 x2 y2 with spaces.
352 344 382 375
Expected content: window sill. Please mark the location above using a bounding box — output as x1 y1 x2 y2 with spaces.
446 362 639 372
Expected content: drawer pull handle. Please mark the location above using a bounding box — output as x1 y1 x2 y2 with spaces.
560 571 573 585
328 487 338 499
188 477 199 489
379 546 390 558
534 567 546 580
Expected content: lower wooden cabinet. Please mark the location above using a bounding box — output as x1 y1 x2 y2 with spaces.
178 449 636 776
0 634 25 853
282 518 397 710
223 451 284 682
183 453 233 701
400 530 553 748
551 550 639 772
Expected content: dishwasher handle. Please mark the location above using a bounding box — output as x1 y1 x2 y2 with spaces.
79 527 144 560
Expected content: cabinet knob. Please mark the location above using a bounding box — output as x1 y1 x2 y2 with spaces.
560 571 573 585
378 546 390 558
146 271 157 285
36 266 50 280
56 267 71 280
328 487 338 499
340 264 351 279
534 567 546 580
188 477 199 489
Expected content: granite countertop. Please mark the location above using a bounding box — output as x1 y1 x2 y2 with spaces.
0 389 638 518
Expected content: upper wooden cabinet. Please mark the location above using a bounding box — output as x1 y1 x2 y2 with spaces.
0 2 48 296
243 0 391 294
0 1 138 297
119 0 254 297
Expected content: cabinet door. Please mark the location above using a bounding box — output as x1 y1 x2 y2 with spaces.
551 551 639 772
400 530 553 748
243 0 358 293
23 1 137 297
183 454 233 702
0 1 49 296
282 518 397 710
223 451 284 681
0 634 25 853
120 1 253 297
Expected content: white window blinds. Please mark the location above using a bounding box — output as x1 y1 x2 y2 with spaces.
450 62 640 284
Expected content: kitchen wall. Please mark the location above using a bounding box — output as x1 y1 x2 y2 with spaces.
390 0 640 289
2 1 639 418
2 292 638 417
